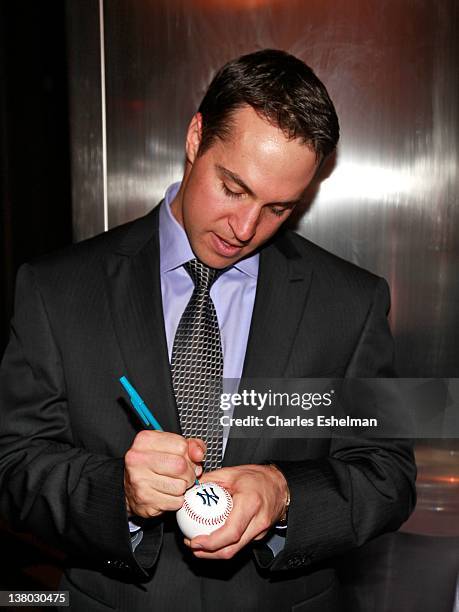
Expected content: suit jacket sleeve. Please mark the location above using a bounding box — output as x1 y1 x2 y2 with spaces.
0 264 161 577
253 278 417 572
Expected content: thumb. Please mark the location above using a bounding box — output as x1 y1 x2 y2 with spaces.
199 468 230 488
187 438 206 463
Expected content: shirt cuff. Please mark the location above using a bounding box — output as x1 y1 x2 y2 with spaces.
128 518 144 533
264 529 287 557
130 529 144 552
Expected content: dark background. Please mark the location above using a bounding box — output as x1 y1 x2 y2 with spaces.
0 1 72 355
0 1 72 593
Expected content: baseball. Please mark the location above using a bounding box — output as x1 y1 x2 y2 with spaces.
176 481 233 539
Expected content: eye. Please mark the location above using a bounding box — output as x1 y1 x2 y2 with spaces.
221 183 244 199
269 206 287 217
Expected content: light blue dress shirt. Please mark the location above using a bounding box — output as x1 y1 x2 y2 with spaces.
159 182 259 450
130 183 285 556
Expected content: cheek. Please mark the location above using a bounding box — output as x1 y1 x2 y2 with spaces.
189 162 220 201
185 182 228 230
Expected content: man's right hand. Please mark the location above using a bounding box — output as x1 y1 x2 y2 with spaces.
124 431 205 518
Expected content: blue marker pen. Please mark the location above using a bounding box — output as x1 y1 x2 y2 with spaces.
120 376 163 430
119 376 200 485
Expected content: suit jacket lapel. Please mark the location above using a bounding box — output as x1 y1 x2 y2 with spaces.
104 211 313 467
104 205 181 436
223 233 313 467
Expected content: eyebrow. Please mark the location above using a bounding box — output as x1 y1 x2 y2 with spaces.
216 164 303 207
216 165 255 197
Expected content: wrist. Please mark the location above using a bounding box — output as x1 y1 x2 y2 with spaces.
124 479 133 516
267 463 290 525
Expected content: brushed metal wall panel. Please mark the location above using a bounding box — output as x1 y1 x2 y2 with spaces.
101 0 458 377
66 0 105 241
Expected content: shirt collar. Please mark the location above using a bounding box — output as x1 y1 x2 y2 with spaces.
159 182 259 278
159 182 194 274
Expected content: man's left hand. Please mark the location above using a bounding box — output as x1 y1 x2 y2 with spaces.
183 464 289 559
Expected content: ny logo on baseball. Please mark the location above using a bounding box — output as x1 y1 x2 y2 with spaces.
176 482 233 539
196 486 219 506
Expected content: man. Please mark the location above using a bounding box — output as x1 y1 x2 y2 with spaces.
0 49 415 611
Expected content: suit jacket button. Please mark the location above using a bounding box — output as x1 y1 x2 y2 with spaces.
287 555 302 568
105 560 130 571
115 560 129 570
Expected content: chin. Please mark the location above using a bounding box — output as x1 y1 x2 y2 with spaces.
206 255 233 269
196 250 236 269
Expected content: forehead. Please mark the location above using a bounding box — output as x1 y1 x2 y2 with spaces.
210 106 318 200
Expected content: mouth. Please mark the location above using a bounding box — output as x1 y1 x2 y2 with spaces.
211 233 245 258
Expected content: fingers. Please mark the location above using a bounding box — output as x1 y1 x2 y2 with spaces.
131 430 189 453
128 485 185 513
126 447 193 481
125 449 197 498
198 467 233 491
125 471 186 512
183 465 285 559
190 529 268 560
124 431 205 518
189 491 270 553
188 506 270 559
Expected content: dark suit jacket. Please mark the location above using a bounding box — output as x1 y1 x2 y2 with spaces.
0 205 416 611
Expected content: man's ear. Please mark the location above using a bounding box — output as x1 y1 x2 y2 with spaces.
185 113 203 164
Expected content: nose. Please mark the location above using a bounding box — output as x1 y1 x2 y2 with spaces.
228 203 260 244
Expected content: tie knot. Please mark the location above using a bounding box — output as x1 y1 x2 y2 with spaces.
184 259 219 291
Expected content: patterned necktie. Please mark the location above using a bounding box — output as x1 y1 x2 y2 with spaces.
171 259 224 472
